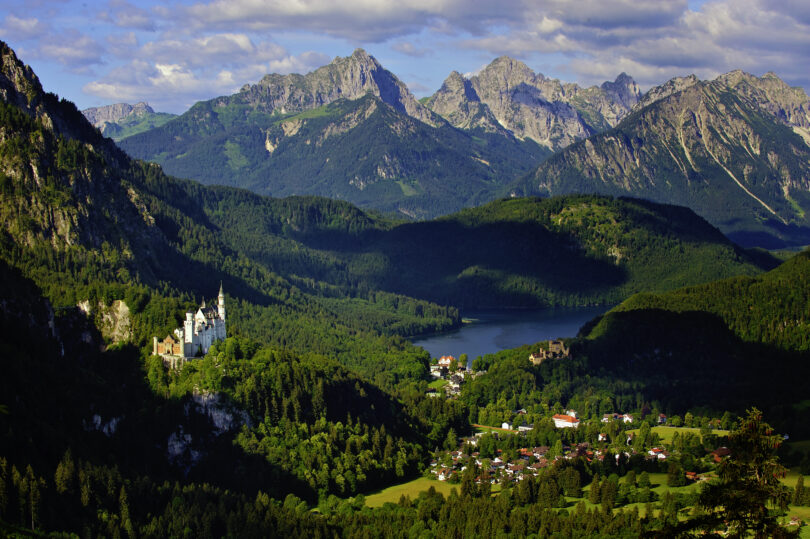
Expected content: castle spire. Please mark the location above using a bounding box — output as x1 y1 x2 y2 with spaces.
218 282 225 321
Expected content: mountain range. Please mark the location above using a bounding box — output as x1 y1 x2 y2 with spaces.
117 50 642 219
512 70 810 247
113 51 810 247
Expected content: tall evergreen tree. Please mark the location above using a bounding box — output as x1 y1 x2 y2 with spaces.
664 409 797 538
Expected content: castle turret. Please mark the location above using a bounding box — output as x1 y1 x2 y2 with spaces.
184 312 194 343
218 282 225 321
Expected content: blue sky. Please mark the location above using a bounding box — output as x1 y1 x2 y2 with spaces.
2 0 809 114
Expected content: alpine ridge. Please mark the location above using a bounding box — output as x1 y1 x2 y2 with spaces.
426 57 642 150
118 50 550 219
512 70 810 247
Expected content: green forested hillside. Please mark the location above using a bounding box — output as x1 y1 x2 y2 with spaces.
101 110 176 141
309 195 774 309
575 250 810 434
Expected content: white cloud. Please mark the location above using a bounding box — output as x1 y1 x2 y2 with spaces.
180 0 529 41
84 42 329 112
36 31 104 70
392 42 431 57
1 15 48 40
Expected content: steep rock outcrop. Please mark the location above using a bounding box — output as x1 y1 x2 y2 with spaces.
82 102 154 127
237 48 441 127
426 56 641 150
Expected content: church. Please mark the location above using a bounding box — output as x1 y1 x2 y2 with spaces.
153 284 226 368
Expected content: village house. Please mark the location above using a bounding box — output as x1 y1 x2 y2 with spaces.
437 355 455 368
552 414 580 428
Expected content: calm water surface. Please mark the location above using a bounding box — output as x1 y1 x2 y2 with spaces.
411 306 609 362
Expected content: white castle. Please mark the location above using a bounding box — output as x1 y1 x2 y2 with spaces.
153 284 226 368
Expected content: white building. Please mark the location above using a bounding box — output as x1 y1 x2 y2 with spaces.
552 414 580 428
154 284 226 366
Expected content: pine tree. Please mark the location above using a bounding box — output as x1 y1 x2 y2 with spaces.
673 409 797 538
793 475 805 506
588 475 601 504
54 449 76 495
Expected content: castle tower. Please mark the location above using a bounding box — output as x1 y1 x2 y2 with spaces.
184 312 194 343
218 282 225 321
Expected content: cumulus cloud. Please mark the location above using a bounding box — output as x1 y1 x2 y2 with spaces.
84 39 329 111
180 0 529 42
98 0 156 31
36 30 104 71
392 42 432 57
1 14 48 41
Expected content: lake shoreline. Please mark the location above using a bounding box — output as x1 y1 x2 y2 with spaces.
411 305 611 360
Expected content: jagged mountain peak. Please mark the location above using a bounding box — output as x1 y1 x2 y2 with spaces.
634 74 700 110
0 41 44 113
0 40 109 146
242 48 439 126
601 73 642 109
427 55 640 149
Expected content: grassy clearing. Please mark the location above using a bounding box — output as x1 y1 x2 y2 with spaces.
472 424 517 434
364 477 457 507
396 180 419 197
627 426 730 444
428 378 447 390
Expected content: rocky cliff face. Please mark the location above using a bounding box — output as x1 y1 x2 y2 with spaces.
82 102 154 127
236 48 441 127
0 40 167 280
426 57 641 150
513 70 810 247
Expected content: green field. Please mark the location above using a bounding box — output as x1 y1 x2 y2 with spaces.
627 426 730 444
428 379 447 390
364 477 458 507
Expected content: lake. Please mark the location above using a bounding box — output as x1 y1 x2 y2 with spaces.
411 306 609 362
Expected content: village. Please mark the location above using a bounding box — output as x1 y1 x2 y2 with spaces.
428 408 685 486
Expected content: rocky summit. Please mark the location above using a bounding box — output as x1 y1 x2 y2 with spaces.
236 48 441 127
82 102 155 128
425 56 642 151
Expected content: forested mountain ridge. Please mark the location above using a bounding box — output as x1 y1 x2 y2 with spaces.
574 249 810 432
304 195 776 309
512 70 810 248
0 40 459 386
118 50 551 219
0 38 467 511
175 187 776 310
